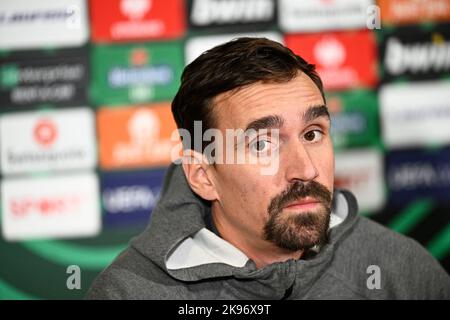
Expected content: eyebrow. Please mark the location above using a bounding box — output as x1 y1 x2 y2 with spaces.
243 105 330 132
302 105 330 123
244 114 284 132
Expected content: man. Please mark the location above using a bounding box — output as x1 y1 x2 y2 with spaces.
87 37 450 299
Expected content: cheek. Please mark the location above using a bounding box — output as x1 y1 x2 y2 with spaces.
311 144 335 188
241 173 276 224
217 167 272 215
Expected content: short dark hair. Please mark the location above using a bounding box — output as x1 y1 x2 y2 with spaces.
171 37 325 152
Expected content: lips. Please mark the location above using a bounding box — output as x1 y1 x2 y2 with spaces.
283 198 321 210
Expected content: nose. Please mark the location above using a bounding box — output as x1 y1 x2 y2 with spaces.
283 140 319 183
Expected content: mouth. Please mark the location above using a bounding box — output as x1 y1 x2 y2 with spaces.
283 198 322 211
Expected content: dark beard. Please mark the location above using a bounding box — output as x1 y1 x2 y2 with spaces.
263 180 332 251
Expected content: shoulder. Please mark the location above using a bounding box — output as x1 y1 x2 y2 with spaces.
350 216 440 269
85 246 181 300
328 215 450 299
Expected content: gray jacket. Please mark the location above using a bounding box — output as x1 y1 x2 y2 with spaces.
86 164 450 299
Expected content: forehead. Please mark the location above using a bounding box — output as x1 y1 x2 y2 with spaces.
212 73 324 130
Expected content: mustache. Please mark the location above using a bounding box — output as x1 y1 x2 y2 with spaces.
268 180 332 215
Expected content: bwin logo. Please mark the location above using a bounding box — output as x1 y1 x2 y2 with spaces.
191 0 274 26
384 37 450 76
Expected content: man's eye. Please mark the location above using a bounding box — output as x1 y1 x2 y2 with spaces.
304 130 323 142
250 139 271 153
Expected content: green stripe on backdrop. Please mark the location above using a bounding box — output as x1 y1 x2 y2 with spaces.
22 240 127 270
388 199 434 234
0 278 37 300
427 222 450 260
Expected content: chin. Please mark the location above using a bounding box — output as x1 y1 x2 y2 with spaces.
264 210 331 251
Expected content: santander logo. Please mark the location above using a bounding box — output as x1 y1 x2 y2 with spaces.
33 119 58 147
120 0 152 20
314 36 346 68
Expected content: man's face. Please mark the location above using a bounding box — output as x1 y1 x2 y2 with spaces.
209 72 334 252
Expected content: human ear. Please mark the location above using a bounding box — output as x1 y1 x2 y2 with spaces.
181 150 218 201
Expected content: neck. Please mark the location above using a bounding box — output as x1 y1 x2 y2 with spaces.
211 209 303 269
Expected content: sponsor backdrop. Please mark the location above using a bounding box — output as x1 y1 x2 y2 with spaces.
0 0 449 299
